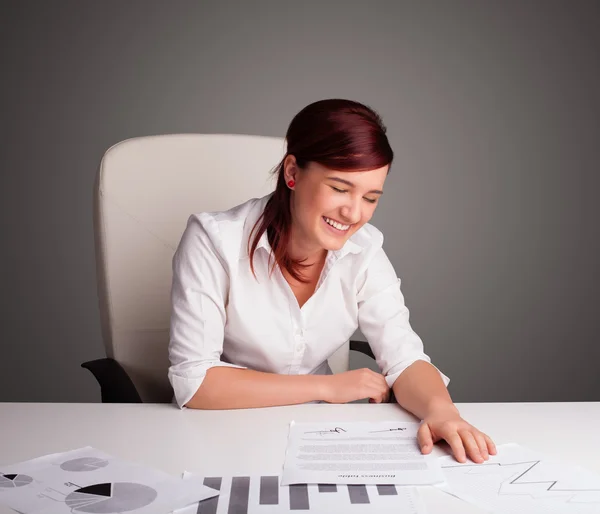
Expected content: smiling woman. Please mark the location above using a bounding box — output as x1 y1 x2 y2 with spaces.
168 99 497 465
247 99 393 285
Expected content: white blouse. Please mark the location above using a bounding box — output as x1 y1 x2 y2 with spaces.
168 194 449 408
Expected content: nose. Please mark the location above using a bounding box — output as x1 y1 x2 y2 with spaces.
339 195 362 225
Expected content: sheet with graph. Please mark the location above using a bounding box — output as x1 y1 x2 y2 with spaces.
0 447 217 514
437 443 600 513
175 472 427 514
281 420 444 486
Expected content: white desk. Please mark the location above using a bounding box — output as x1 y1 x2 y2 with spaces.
1 402 599 513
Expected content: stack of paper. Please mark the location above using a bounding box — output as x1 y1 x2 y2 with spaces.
5 426 600 514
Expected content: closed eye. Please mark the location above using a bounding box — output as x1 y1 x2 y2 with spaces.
331 185 377 204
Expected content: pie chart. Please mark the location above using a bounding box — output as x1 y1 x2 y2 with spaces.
60 457 109 472
0 474 33 488
64 482 157 513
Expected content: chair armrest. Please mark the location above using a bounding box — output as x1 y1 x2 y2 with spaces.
348 340 396 404
81 358 142 403
349 339 375 360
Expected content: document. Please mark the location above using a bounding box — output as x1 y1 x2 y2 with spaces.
174 471 428 514
437 443 600 513
280 421 445 486
0 446 218 514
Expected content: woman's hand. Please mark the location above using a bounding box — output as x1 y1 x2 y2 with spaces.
418 403 497 463
322 368 390 404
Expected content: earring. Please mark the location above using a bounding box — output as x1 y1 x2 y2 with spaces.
287 179 295 188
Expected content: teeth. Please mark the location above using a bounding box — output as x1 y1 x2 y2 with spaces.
324 217 350 231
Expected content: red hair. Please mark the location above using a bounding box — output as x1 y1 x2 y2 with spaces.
248 99 394 283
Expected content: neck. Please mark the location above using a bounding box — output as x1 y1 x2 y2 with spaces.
288 227 326 265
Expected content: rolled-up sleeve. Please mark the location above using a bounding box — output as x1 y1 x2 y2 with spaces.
168 214 246 408
357 247 450 389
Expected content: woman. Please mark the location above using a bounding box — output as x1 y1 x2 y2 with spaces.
168 99 496 464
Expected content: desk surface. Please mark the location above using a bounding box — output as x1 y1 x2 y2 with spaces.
1 402 599 514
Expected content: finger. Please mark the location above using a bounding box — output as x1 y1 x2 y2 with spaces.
365 386 384 403
359 380 381 402
367 377 389 403
382 388 391 403
459 429 484 463
381 388 391 403
473 431 489 460
376 387 388 403
483 433 497 455
446 432 467 463
417 424 434 454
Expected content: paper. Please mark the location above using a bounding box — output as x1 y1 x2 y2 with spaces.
281 421 445 486
0 447 218 514
438 443 600 513
174 471 427 514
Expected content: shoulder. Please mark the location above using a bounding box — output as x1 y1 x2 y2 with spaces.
191 196 264 232
178 194 270 262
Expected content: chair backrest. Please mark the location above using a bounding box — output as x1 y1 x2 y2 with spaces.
94 134 349 402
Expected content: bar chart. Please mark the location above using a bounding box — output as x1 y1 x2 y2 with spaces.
192 475 424 513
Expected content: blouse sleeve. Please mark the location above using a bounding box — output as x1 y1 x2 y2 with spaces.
168 214 246 408
356 246 450 389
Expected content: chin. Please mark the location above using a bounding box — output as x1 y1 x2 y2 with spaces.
323 241 345 251
318 233 350 252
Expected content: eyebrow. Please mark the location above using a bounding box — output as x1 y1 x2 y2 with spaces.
327 177 383 195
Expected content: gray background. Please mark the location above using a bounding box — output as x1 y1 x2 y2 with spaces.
1 1 598 403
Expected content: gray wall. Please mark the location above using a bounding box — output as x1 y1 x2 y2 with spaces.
1 1 598 403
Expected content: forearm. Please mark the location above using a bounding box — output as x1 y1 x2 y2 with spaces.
185 367 328 409
391 360 458 419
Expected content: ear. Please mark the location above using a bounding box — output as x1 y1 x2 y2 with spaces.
283 154 299 185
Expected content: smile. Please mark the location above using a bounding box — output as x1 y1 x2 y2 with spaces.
323 216 350 232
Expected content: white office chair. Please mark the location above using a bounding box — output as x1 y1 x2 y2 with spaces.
84 134 375 403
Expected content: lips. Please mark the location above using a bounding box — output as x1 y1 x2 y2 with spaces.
322 216 350 233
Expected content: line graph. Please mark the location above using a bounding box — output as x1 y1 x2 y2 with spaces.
443 459 600 503
439 444 600 513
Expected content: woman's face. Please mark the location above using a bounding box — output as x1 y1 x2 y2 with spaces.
284 155 389 258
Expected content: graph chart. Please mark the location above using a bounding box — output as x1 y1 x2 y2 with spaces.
1 447 216 514
183 474 425 514
64 482 157 513
60 458 109 472
439 443 600 513
0 474 33 489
